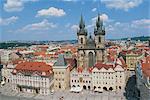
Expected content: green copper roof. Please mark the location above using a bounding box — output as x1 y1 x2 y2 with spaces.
54 54 67 66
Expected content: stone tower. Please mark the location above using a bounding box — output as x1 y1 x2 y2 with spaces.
94 14 105 62
77 14 106 69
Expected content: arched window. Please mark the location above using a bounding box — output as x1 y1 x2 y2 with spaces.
81 38 83 44
99 37 101 43
88 52 94 67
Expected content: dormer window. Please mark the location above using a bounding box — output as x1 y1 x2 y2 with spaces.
13 69 17 73
42 72 46 76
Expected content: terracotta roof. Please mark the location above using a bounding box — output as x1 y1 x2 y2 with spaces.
77 66 83 73
142 56 150 77
94 62 113 70
12 62 53 76
120 49 143 55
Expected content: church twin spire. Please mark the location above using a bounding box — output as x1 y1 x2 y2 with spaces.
77 14 87 36
77 14 105 36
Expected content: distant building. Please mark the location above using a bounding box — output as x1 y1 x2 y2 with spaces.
0 50 11 64
11 62 54 95
136 56 150 100
53 54 70 91
120 49 144 71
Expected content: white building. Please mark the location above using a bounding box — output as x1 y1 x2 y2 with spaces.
11 62 54 95
92 61 125 92
0 50 11 64
70 57 126 92
70 67 92 91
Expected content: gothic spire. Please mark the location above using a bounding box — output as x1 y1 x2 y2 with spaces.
77 14 87 36
79 14 85 29
96 13 100 29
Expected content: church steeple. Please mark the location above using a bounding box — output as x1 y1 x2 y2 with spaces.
79 14 85 29
77 14 87 36
96 13 100 29
94 13 105 35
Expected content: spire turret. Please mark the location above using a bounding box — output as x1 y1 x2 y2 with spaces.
94 14 105 35
79 15 85 29
77 14 87 36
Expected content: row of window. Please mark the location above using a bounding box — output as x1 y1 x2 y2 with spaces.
93 81 114 85
55 72 64 75
15 75 47 81
72 80 91 83
56 78 64 81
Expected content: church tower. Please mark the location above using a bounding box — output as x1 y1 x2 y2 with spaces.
94 14 105 48
94 14 106 62
77 15 87 49
77 14 106 69
77 15 87 68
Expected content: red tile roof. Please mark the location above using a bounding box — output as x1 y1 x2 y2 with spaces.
142 56 150 77
94 62 113 70
12 62 53 76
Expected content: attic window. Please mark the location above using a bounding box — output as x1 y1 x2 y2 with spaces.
13 69 17 73
42 72 46 76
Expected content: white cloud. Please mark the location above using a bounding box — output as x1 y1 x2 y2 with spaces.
36 7 66 17
4 0 24 12
0 16 18 26
131 19 150 28
92 8 97 12
101 0 143 11
4 0 39 12
105 18 150 38
92 13 109 22
71 24 78 31
18 19 56 32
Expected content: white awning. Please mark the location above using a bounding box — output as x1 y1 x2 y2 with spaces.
70 87 83 92
94 88 102 92
1 81 5 85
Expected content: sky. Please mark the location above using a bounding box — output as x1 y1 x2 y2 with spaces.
0 0 150 41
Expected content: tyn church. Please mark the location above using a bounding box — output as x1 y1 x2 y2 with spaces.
77 14 106 69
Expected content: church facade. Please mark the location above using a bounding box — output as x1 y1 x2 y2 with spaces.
77 14 106 69
70 14 126 92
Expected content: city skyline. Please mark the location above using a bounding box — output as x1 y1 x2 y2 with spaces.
0 0 150 41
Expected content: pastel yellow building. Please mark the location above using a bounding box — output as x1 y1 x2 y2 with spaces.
53 54 70 91
126 50 144 71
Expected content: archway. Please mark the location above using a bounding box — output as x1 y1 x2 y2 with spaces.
19 86 22 92
103 87 107 91
109 87 113 91
88 52 94 67
59 83 61 89
83 85 86 90
36 89 39 94
94 86 96 90
88 86 90 90
119 86 121 89
72 85 75 87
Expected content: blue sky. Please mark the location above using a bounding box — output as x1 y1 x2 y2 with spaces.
0 0 150 41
